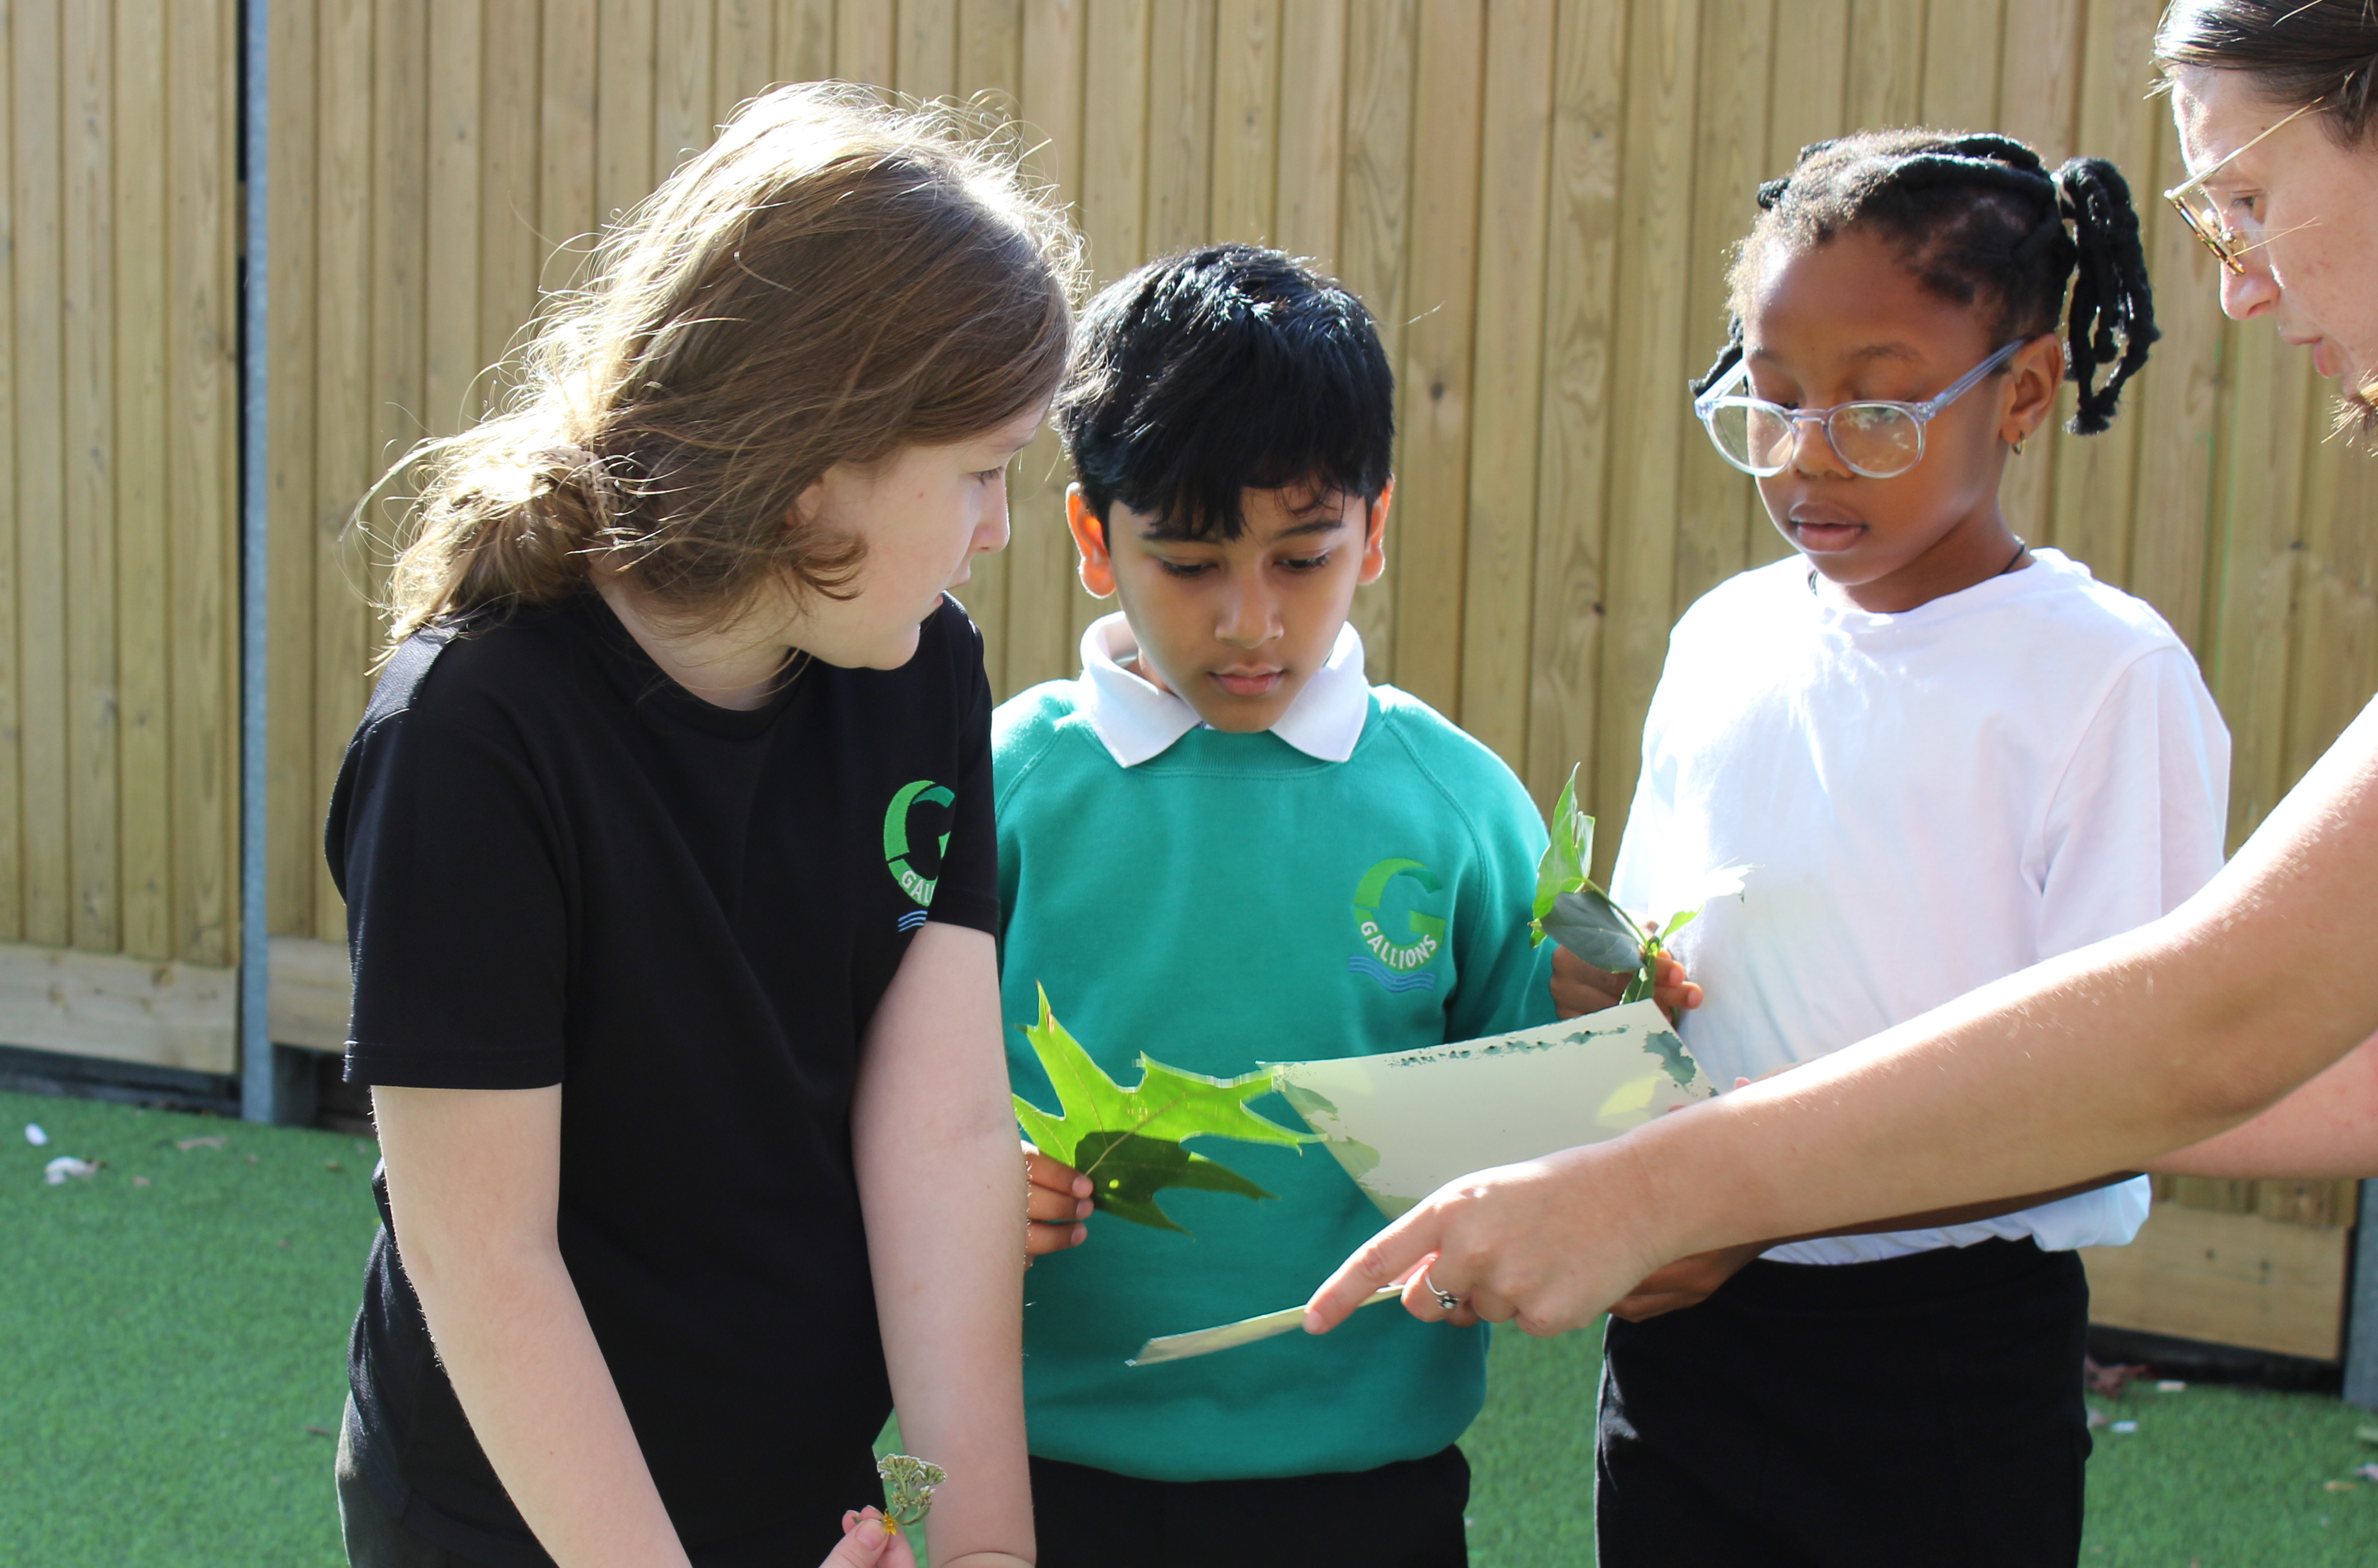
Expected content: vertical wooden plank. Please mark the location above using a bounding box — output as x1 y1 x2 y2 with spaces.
1995 0 2084 546
1455 0 1555 765
540 0 599 291
2124 112 2223 656
480 0 541 386
1919 0 2002 131
0 0 18 943
2205 320 2308 851
115 0 171 958
897 0 959 99
1271 0 1341 268
951 0 1026 688
777 0 837 82
15 0 68 947
264 0 320 939
63 0 118 950
837 0 895 83
998 0 1087 697
2046 0 2160 586
1389 0 1485 718
314 0 375 942
168 0 236 966
426 0 487 435
1843 0 1922 129
1593 0 1697 874
1209 0 1276 244
1069 0 1150 649
1669 0 1770 617
2286 368 2378 788
596 0 656 222
654 0 714 180
715 0 778 120
1524 0 1625 805
1143 0 1215 259
957 0 1025 105
1335 0 1413 680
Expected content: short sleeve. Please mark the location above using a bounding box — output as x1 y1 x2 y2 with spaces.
330 657 571 1089
925 618 1001 937
2036 643 2232 960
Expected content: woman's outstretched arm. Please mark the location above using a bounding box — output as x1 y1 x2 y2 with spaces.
853 922 1036 1568
2152 1032 2378 1180
1308 696 2378 1339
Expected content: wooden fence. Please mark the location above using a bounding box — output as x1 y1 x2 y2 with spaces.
0 0 240 1071
5 0 2374 1354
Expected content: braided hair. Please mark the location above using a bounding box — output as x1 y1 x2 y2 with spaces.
1692 129 2158 438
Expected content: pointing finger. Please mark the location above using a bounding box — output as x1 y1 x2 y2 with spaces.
1304 1208 1441 1332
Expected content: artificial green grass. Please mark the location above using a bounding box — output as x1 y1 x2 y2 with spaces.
9 1084 2378 1566
1 1087 372 1565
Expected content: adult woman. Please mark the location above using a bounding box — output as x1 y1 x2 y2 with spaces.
1305 0 2378 1342
332 88 1073 1567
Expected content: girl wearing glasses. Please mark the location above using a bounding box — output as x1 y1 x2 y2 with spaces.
1325 129 2227 1565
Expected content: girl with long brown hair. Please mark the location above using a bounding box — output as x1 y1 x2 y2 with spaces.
328 85 1075 1568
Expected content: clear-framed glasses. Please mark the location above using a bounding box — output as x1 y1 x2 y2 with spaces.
1691 341 2025 480
2162 99 2322 275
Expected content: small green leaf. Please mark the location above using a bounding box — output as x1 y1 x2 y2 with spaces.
1530 764 1595 941
1542 887 1648 973
876 1453 945 1531
1010 986 1312 1233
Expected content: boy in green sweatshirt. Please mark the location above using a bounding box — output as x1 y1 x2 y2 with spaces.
997 245 1554 1568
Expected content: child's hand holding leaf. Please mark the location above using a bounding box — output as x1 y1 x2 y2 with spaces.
822 1508 917 1568
1024 1141 1093 1257
1551 947 1702 1023
1530 763 1745 1015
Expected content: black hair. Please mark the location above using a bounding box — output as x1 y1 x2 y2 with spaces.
1054 244 1394 540
2157 0 2378 144
1693 129 2158 437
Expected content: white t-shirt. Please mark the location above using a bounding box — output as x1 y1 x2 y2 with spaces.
1609 549 2230 1265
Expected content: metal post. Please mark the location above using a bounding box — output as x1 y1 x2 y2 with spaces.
237 0 281 1124
2347 1181 2378 1409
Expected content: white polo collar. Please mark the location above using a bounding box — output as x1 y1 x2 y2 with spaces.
1074 611 1371 768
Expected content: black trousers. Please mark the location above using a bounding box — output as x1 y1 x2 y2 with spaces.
1029 1445 1470 1568
1597 1237 2090 1568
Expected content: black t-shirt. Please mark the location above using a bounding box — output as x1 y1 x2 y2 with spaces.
330 592 999 1568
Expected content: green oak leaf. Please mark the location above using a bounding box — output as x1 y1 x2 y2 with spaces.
1012 986 1312 1235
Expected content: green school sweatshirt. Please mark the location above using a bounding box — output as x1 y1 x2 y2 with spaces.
994 680 1555 1482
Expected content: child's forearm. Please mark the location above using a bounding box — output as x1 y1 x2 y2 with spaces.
854 924 1036 1568
374 1085 693 1568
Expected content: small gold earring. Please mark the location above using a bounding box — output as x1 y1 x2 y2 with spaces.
2012 436 2027 456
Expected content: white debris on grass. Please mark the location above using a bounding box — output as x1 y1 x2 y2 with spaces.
23 1123 48 1146
2109 1420 2138 1435
42 1156 96 1185
2155 1379 2186 1393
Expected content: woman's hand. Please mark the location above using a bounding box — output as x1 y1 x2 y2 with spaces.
1025 1143 1091 1257
822 1509 917 1568
1550 947 1703 1022
1303 1138 1675 1340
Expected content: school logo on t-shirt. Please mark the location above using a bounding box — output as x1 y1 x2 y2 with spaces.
883 780 955 932
1349 857 1445 994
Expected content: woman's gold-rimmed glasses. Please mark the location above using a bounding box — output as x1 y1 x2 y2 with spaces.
2163 99 2323 274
